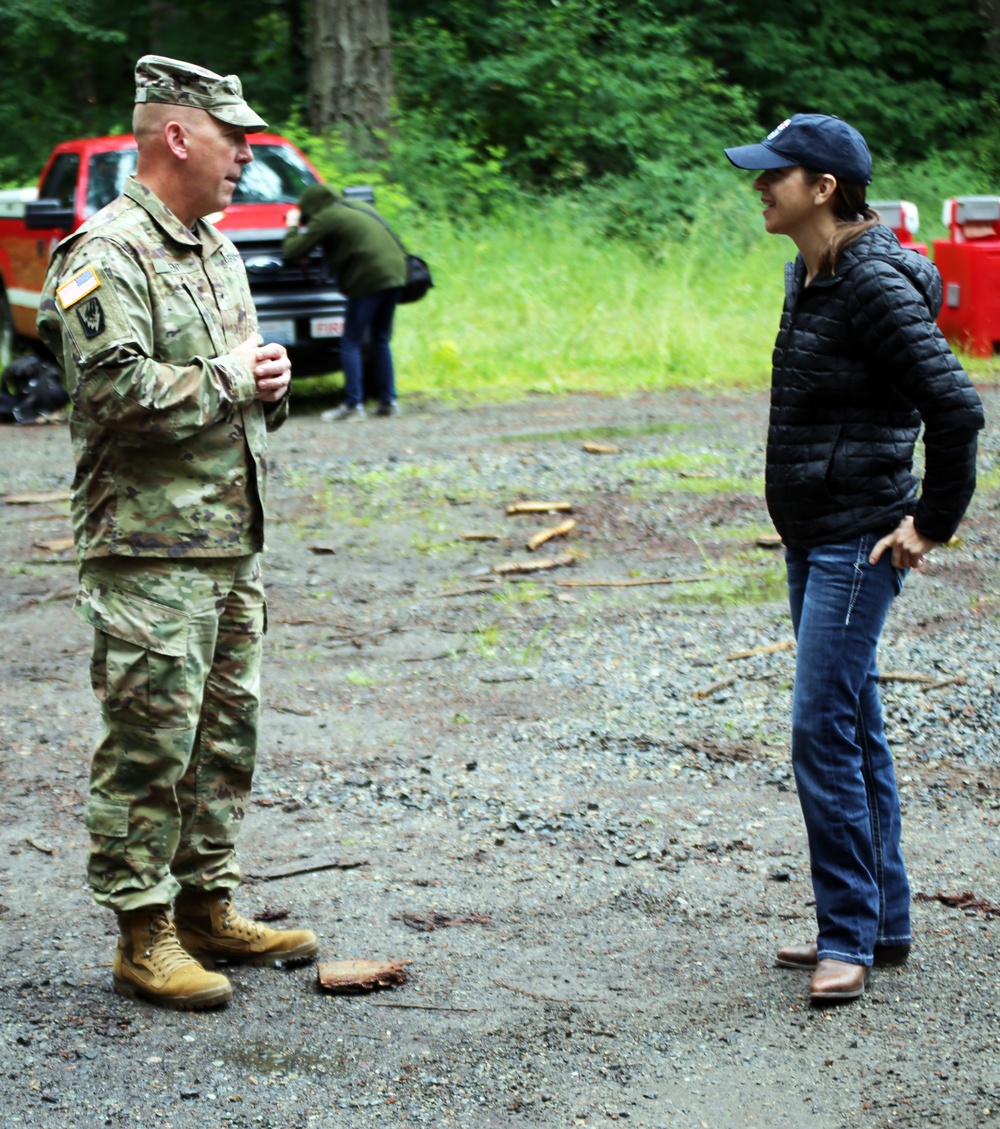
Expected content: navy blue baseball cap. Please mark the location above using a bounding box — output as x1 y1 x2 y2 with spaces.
725 114 872 186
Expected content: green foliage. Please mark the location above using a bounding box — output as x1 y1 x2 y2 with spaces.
394 0 753 188
679 0 1000 160
3 0 1000 255
0 0 130 183
274 114 415 220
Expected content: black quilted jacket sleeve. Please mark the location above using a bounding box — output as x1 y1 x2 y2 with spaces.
766 227 985 547
848 257 983 542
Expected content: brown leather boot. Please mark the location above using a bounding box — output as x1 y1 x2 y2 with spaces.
113 906 232 1009
810 959 868 1002
174 888 319 966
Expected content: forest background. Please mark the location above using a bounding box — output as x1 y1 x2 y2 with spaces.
4 0 1000 397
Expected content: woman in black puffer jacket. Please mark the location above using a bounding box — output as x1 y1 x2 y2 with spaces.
725 115 984 1004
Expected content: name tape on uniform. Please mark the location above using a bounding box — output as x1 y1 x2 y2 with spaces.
57 266 102 309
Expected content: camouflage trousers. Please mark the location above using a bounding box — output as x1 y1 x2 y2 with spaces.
75 554 265 912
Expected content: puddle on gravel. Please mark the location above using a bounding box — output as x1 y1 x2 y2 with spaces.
498 422 688 443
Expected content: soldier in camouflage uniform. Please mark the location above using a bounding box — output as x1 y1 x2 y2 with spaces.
37 56 318 1010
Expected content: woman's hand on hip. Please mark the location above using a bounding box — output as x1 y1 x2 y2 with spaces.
869 516 939 570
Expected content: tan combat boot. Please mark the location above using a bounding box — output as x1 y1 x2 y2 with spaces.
113 906 232 1009
174 888 319 966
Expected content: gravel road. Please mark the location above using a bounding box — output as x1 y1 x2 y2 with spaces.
0 388 997 1129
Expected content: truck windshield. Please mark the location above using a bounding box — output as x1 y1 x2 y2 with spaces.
84 143 319 216
233 145 318 204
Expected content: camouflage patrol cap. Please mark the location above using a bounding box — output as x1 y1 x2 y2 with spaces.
134 55 267 131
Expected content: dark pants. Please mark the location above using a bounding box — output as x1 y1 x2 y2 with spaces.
341 287 401 407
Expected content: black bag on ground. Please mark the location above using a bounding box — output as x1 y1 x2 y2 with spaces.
0 355 69 424
401 253 434 304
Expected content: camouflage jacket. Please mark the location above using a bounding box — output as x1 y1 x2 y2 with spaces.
37 178 288 559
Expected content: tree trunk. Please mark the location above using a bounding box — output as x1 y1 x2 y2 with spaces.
982 0 1000 55
307 0 394 155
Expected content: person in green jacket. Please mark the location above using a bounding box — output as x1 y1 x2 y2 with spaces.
283 183 407 420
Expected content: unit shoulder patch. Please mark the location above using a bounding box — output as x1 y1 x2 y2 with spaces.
76 296 106 339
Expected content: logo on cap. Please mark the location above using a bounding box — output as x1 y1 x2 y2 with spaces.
767 120 792 142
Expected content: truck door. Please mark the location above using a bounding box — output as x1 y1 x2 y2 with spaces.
9 153 80 337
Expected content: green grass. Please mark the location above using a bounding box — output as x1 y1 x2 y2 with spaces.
293 193 791 403
293 182 1000 404
393 201 786 401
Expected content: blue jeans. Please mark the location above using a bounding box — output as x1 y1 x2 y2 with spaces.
786 533 911 966
341 287 401 407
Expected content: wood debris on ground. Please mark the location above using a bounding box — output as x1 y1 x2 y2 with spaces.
493 552 574 575
432 581 500 598
581 440 621 455
915 890 1000 916
317 958 412 993
398 911 491 932
460 531 501 541
756 534 783 548
33 536 74 553
727 639 795 660
247 855 368 880
505 499 573 515
555 574 709 588
307 544 337 555
880 671 968 690
527 517 576 551
692 674 738 700
3 490 71 506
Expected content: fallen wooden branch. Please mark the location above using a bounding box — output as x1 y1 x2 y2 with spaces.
398 911 491 932
879 670 966 686
5 510 72 523
555 575 710 588
33 536 74 553
493 979 597 1004
493 552 574 575
506 499 573 515
432 583 499 598
3 490 71 505
247 856 367 880
460 531 501 541
527 518 576 551
693 674 739 700
582 440 621 455
923 675 967 691
367 1001 478 1013
35 587 76 604
727 640 795 660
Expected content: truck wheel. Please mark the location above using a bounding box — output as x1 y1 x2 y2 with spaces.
0 289 14 372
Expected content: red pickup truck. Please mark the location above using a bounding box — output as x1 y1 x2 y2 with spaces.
0 132 360 375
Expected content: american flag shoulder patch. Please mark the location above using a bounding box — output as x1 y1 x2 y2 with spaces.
57 265 102 309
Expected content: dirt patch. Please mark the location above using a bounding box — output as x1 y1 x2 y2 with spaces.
0 389 998 1128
